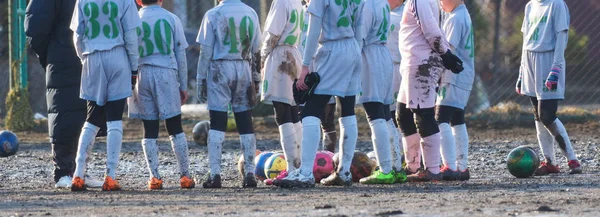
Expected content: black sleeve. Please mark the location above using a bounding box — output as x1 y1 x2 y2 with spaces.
25 0 56 68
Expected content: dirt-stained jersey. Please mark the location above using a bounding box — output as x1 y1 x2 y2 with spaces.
298 5 309 56
137 5 188 70
308 0 362 42
196 0 262 60
522 0 569 52
70 0 141 54
264 0 304 47
387 4 404 64
399 0 449 66
356 0 391 46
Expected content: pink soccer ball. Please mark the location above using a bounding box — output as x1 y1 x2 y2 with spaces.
313 151 335 182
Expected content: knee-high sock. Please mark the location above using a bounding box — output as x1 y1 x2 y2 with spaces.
170 132 190 177
207 130 225 176
142 138 160 179
240 134 257 175
338 116 358 175
370 119 392 174
403 133 421 172
73 122 99 179
452 124 469 171
299 117 321 177
106 121 123 179
439 123 457 171
545 119 577 161
422 133 441 174
279 123 299 172
535 121 556 164
293 122 303 167
387 119 403 171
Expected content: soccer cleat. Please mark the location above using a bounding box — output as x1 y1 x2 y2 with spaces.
180 176 196 189
243 173 258 188
458 168 470 181
71 176 86 191
320 171 352 186
406 169 442 182
84 176 104 188
568 160 582 174
148 177 163 190
403 166 418 176
534 162 560 176
202 174 222 188
273 170 315 188
264 170 288 186
394 169 407 183
102 176 122 191
359 170 396 184
55 176 72 189
440 166 459 181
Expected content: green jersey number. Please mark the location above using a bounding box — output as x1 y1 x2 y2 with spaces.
137 19 174 57
284 9 302 45
223 16 255 54
334 0 361 27
464 27 475 58
376 5 391 41
83 1 119 40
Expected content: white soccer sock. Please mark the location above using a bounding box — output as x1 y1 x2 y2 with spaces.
170 132 190 177
387 119 403 171
299 116 321 177
240 134 257 175
142 138 160 179
452 124 469 171
422 133 441 174
279 123 298 172
106 121 123 179
293 122 303 151
546 119 577 161
403 133 421 172
339 116 358 175
535 121 556 163
73 122 99 178
207 130 225 176
439 123 457 171
370 119 392 174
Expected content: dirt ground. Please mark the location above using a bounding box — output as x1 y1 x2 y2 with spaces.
1 118 600 217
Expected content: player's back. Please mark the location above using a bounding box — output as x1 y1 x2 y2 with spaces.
72 0 138 53
361 0 391 46
387 4 404 63
308 0 362 43
138 5 187 69
265 0 304 47
399 0 441 66
201 1 261 61
441 4 474 89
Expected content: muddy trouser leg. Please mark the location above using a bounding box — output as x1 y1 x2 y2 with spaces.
142 120 161 179
436 105 460 171
274 102 300 171
336 96 358 176
321 103 337 152
234 110 256 175
384 105 402 171
298 94 331 176
104 99 126 179
396 103 420 172
164 115 190 177
207 111 227 176
363 102 392 174
533 98 577 161
413 107 441 174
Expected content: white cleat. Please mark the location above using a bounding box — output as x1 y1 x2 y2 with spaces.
273 170 315 188
84 176 104 188
55 176 72 189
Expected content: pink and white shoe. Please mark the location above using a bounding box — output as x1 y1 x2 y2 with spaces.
264 170 289 186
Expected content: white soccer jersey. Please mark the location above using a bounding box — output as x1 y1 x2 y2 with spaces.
399 0 449 67
196 0 262 61
138 5 189 70
357 0 391 46
298 5 309 55
387 4 404 64
441 4 474 90
264 0 304 47
522 0 569 52
70 0 141 54
308 0 362 42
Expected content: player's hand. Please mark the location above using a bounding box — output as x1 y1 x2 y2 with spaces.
440 50 464 74
515 78 522 95
197 79 208 104
545 68 560 91
131 71 138 90
180 90 188 104
296 65 310 91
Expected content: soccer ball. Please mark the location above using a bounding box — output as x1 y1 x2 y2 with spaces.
254 152 275 181
226 117 237 132
313 151 334 182
322 150 334 158
333 151 375 182
264 153 287 180
507 145 540 178
0 130 19 157
237 150 262 176
192 121 210 146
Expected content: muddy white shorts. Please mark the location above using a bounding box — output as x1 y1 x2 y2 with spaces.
207 60 257 113
397 56 444 109
520 50 565 100
128 65 182 120
261 45 302 106
80 46 132 106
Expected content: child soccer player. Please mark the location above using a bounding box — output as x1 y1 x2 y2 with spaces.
437 0 475 181
516 0 582 175
260 0 304 184
129 0 194 189
196 0 262 188
70 0 141 191
398 0 463 182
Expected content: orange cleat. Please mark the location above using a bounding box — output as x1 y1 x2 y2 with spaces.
102 176 122 191
148 177 163 190
180 176 196 189
71 176 86 192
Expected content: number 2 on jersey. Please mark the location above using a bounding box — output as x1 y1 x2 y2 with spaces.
83 1 119 40
223 16 255 54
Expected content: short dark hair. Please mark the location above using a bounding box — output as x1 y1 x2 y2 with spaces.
142 0 159 5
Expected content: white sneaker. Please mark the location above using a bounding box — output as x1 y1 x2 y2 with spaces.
273 170 315 188
84 176 104 188
55 176 72 189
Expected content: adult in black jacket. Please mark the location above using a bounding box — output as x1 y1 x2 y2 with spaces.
24 0 89 188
